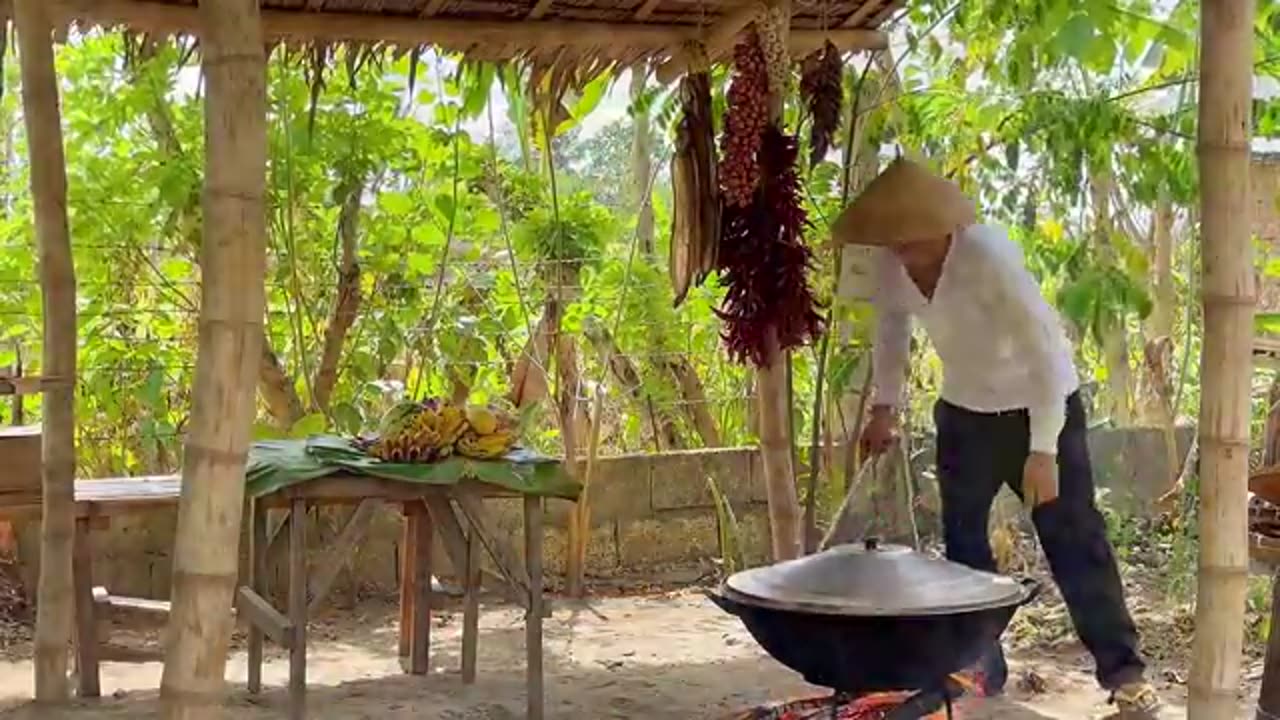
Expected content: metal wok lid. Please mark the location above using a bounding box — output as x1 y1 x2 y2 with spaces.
721 538 1029 617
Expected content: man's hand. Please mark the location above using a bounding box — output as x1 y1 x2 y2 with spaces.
1022 452 1059 508
860 405 899 457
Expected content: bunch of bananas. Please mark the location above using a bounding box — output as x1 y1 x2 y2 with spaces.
367 399 518 463
455 404 518 460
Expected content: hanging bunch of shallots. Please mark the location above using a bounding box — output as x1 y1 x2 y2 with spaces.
714 27 822 366
670 47 721 308
800 41 843 167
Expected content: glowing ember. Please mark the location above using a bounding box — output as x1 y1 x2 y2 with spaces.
730 671 986 720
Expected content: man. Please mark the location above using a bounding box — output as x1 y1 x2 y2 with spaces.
834 157 1159 716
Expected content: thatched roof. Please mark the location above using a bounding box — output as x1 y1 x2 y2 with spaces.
50 0 897 78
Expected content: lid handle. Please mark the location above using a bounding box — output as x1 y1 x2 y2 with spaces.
864 536 881 551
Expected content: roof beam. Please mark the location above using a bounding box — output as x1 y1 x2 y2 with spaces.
840 0 882 28
655 24 887 83
54 0 697 52
632 0 664 20
653 1 764 83
53 0 885 66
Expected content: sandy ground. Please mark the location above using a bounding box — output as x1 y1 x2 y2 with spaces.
0 590 1236 720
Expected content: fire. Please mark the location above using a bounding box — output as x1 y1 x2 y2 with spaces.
730 671 987 719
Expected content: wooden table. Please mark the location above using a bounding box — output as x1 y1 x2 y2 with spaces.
238 474 549 720
1 473 553 719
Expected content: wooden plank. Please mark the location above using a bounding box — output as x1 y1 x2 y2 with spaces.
840 0 882 28
288 498 307 720
307 499 378 614
247 501 267 693
422 493 519 601
526 0 554 20
264 507 292 598
237 586 293 649
868 0 904 24
72 517 100 698
423 495 468 574
455 491 532 602
419 0 448 17
461 518 481 684
90 587 171 618
98 643 165 663
0 374 66 396
524 495 545 720
632 0 663 20
410 505 433 675
259 474 527 508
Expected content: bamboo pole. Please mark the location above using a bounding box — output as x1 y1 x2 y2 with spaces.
159 1 267 717
1188 1 1254 718
753 0 802 562
15 0 77 702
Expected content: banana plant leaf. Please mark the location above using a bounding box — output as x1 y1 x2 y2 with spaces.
244 435 579 500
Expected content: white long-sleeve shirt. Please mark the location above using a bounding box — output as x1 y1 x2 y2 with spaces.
872 223 1079 455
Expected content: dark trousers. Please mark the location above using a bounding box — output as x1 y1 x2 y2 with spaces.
934 391 1146 691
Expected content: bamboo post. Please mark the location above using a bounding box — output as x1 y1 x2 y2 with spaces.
159 1 267 717
1189 1 1255 718
15 0 77 703
754 0 802 562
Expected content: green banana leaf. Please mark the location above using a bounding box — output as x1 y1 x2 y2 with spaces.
244 435 579 500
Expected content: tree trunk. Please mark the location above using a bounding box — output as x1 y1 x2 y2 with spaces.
666 357 722 447
1138 194 1179 497
510 313 552 409
1188 2 1254 717
160 1 267 717
313 171 364 411
259 342 304 428
583 317 682 450
629 68 655 257
16 0 77 702
1090 165 1132 425
1149 195 1176 343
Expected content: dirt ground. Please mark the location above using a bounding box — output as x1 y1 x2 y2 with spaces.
0 588 1254 720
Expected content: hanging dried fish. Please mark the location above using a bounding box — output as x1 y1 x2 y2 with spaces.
800 41 844 167
671 47 721 308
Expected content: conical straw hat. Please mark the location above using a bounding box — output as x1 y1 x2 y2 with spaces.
831 157 976 247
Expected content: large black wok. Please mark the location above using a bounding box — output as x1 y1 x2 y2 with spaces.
708 539 1040 696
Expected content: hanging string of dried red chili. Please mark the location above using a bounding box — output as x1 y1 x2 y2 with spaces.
716 126 823 366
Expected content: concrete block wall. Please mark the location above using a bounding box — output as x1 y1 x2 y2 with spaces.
14 446 773 601
12 426 1189 601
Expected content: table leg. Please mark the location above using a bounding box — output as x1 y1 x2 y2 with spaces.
72 516 100 698
398 502 417 667
524 495 544 720
461 507 480 684
288 499 307 720
247 501 266 694
410 503 433 675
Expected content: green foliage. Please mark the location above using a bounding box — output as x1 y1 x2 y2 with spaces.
513 191 615 268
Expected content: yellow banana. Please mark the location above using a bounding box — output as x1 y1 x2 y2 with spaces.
465 404 499 435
